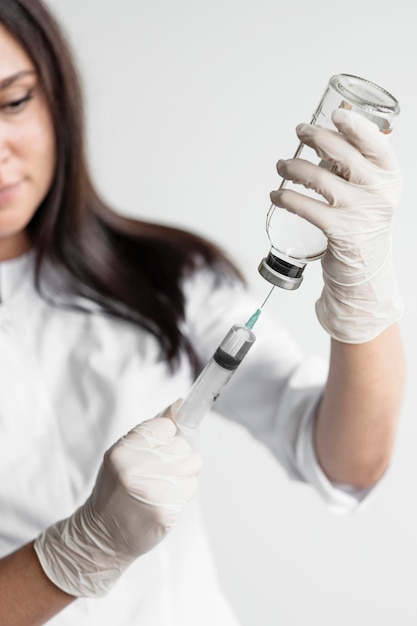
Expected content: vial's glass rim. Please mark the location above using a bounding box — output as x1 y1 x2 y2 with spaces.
330 73 400 117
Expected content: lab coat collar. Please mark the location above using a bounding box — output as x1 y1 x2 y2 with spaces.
0 251 34 305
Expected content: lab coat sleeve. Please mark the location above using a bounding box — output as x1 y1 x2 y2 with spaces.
182 268 372 514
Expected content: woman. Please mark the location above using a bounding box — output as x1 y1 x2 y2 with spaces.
0 1 405 625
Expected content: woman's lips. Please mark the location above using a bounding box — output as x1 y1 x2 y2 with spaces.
0 182 21 204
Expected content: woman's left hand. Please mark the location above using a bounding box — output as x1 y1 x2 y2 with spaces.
270 108 403 343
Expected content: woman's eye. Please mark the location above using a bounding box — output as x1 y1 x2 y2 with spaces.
1 92 34 113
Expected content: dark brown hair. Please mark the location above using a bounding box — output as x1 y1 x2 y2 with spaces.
0 0 242 373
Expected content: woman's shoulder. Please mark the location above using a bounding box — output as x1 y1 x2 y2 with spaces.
182 265 250 322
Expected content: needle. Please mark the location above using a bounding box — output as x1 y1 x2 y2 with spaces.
245 286 275 330
260 285 275 309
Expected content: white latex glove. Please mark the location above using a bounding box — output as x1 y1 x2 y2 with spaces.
34 404 202 598
271 107 403 343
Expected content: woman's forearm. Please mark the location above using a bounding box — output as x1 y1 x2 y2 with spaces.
314 323 405 489
0 542 74 626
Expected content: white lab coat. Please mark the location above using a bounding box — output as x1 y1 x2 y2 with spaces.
0 253 362 625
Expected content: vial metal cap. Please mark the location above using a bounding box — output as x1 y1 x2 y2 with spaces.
258 255 304 290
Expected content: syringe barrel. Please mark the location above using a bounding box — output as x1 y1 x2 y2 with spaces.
174 324 256 438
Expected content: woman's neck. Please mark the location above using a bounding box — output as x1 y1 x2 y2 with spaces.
0 231 31 261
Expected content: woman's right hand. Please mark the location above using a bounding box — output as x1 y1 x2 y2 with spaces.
33 406 202 598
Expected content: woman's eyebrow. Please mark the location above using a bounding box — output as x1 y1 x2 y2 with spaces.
0 70 36 91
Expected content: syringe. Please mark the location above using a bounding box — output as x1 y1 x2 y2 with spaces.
173 287 274 438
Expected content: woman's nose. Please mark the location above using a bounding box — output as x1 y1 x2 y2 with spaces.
0 128 12 164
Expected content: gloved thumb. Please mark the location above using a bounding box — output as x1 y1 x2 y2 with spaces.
128 399 184 444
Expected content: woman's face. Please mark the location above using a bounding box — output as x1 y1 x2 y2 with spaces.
0 24 55 261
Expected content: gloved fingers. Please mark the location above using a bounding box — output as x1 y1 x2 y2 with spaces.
128 436 202 477
277 157 350 207
161 443 203 477
296 120 395 185
115 444 202 506
331 108 399 172
270 187 334 233
162 398 183 421
107 429 201 478
159 436 203 472
123 414 178 448
129 473 200 508
126 399 183 444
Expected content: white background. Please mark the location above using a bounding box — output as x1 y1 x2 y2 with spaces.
46 1 417 624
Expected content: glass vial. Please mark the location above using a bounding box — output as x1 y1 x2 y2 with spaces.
258 73 400 290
